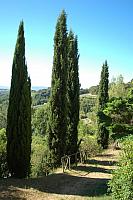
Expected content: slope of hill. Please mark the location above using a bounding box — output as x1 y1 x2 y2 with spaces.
0 149 119 200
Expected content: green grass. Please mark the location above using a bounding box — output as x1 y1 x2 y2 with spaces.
86 195 112 200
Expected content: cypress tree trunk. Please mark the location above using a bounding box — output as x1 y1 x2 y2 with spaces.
6 21 31 178
66 31 79 158
47 10 68 166
97 61 109 149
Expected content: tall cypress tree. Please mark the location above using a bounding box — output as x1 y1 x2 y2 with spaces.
97 60 109 149
66 30 79 157
6 21 31 178
98 60 109 110
47 10 68 165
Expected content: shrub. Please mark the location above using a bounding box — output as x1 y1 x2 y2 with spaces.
108 135 133 200
79 135 102 156
0 128 9 178
78 120 95 136
31 135 53 177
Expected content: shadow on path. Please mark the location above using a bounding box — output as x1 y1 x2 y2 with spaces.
86 159 117 166
72 165 112 174
0 174 110 198
0 151 117 199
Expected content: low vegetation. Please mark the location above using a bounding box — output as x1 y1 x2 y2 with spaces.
0 128 8 178
31 134 52 177
108 135 133 200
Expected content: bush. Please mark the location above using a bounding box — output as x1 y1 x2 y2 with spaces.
78 120 95 136
0 128 9 178
31 135 53 177
79 135 102 156
108 135 133 200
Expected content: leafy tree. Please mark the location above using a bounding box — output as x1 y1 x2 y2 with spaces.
32 103 49 135
109 75 127 99
97 61 109 149
6 21 31 178
104 97 133 140
66 31 80 156
47 10 68 165
80 96 96 117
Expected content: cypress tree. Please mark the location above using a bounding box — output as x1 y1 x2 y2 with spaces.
47 10 68 165
97 60 109 149
66 30 79 157
6 21 31 178
98 60 109 110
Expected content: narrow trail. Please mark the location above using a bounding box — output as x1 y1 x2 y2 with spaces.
0 149 119 200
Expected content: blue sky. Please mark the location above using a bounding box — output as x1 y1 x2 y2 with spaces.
0 0 133 88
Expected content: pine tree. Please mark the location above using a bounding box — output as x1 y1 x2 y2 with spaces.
97 60 109 149
6 21 31 178
47 10 68 165
66 31 79 157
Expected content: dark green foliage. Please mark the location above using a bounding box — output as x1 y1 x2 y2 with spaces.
80 95 96 117
97 61 109 149
32 87 50 106
0 129 9 178
104 97 133 140
127 86 133 103
78 120 96 136
0 89 9 129
79 135 102 157
98 61 109 110
108 135 133 200
31 134 52 177
97 123 109 149
47 10 68 165
66 31 79 156
6 21 31 178
32 104 49 135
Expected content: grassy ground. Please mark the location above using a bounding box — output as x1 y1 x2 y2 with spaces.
0 149 119 200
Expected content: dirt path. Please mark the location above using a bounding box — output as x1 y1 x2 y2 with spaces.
0 149 119 200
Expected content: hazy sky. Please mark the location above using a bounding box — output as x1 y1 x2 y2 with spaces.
0 0 133 88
